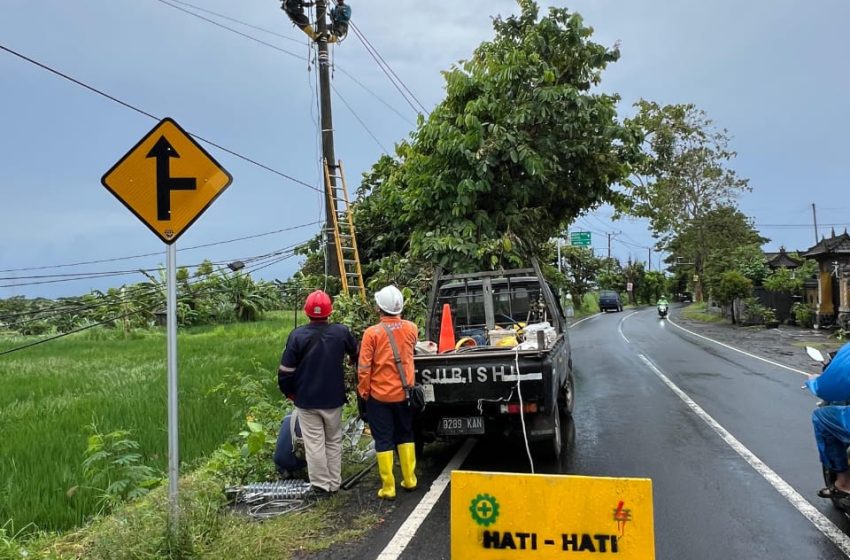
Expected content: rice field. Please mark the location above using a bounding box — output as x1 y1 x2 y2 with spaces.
0 312 295 533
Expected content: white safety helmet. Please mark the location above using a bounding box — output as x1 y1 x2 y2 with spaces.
374 285 404 315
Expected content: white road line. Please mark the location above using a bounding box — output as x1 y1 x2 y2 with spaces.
568 313 600 328
617 311 639 343
666 316 809 376
376 438 477 560
637 353 850 556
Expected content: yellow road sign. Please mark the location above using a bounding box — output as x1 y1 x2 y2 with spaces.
452 471 655 559
102 118 232 244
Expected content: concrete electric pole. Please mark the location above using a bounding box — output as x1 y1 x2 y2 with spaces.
315 0 340 278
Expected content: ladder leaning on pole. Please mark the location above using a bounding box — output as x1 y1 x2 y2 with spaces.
324 159 366 300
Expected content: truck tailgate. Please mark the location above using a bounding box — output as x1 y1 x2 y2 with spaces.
414 349 553 405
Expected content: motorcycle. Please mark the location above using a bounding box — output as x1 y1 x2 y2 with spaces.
657 303 668 319
806 346 847 515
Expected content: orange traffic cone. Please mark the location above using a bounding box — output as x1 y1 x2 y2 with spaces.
438 304 456 353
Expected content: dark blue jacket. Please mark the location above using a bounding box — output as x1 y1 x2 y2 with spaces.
279 321 357 409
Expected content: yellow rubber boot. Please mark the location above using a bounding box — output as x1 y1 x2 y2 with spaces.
398 443 417 491
376 451 396 500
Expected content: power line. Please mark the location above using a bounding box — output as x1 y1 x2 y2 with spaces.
347 21 428 117
331 83 389 153
0 241 309 325
166 0 303 44
0 43 322 194
335 66 416 127
153 0 306 59
0 247 303 350
0 240 308 289
755 223 850 229
154 0 415 128
0 221 321 273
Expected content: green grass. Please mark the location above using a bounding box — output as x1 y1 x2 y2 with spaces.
681 302 726 323
0 312 295 533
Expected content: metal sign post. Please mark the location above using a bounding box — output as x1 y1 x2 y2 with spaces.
166 243 179 526
101 117 232 537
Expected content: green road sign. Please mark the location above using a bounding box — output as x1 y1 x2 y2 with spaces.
570 231 591 247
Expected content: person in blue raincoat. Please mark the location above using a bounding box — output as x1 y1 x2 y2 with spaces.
805 342 850 500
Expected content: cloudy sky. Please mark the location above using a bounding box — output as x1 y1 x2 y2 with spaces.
2 0 847 299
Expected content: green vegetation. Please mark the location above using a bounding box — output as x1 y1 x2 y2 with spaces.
0 312 293 533
0 263 281 336
681 302 725 323
350 1 638 279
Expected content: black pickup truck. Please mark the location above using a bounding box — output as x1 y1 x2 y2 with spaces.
414 262 574 458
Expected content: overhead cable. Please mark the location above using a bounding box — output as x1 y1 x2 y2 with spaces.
153 0 415 127
0 248 302 356
331 83 389 153
0 221 321 273
348 21 428 116
0 43 322 193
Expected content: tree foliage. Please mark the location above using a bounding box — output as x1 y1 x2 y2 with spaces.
666 205 766 301
557 245 601 304
353 1 638 273
626 101 752 300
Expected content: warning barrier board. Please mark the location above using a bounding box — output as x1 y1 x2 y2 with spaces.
452 471 654 559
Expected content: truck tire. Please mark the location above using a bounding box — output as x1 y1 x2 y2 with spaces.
531 403 563 460
559 373 575 417
550 404 563 458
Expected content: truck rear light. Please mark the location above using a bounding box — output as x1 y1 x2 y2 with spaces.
500 403 538 414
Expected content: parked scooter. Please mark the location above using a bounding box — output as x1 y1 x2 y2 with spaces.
805 346 847 515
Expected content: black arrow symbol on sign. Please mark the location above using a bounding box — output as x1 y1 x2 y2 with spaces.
146 136 197 221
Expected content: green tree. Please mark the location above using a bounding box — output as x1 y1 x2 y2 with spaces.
622 258 645 304
558 245 602 305
763 256 818 294
354 2 638 273
597 258 626 292
637 271 668 304
713 271 753 324
627 102 751 300
667 206 766 301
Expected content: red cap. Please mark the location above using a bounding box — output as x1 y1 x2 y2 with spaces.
304 290 333 318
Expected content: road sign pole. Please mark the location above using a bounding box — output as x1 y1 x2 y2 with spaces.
166 243 180 532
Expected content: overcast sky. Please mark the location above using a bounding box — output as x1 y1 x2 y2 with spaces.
2 0 847 299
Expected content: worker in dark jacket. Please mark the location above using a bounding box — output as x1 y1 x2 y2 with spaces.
278 290 357 494
281 0 317 40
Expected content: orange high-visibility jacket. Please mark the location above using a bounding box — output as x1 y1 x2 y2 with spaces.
358 316 418 403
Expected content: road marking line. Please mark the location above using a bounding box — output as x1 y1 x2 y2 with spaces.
569 313 600 328
617 311 639 344
666 315 809 376
376 438 477 560
637 353 850 556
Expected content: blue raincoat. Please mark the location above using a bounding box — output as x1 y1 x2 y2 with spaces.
806 343 850 401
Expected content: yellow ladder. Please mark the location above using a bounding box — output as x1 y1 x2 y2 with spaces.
324 159 366 300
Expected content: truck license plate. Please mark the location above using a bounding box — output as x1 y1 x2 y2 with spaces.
438 416 485 436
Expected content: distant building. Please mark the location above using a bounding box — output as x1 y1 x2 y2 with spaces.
801 230 850 329
763 247 801 270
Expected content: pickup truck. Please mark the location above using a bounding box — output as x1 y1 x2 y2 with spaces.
414 262 574 459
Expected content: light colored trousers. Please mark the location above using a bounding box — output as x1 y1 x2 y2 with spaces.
296 406 343 492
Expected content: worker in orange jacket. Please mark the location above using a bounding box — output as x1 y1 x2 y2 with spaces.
358 285 419 499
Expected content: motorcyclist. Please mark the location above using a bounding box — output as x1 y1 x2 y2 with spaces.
657 296 669 316
805 342 850 501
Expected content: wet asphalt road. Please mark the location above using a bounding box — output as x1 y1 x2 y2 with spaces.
320 306 850 559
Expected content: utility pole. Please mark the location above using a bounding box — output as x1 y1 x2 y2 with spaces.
812 203 819 245
647 247 652 272
316 0 339 278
